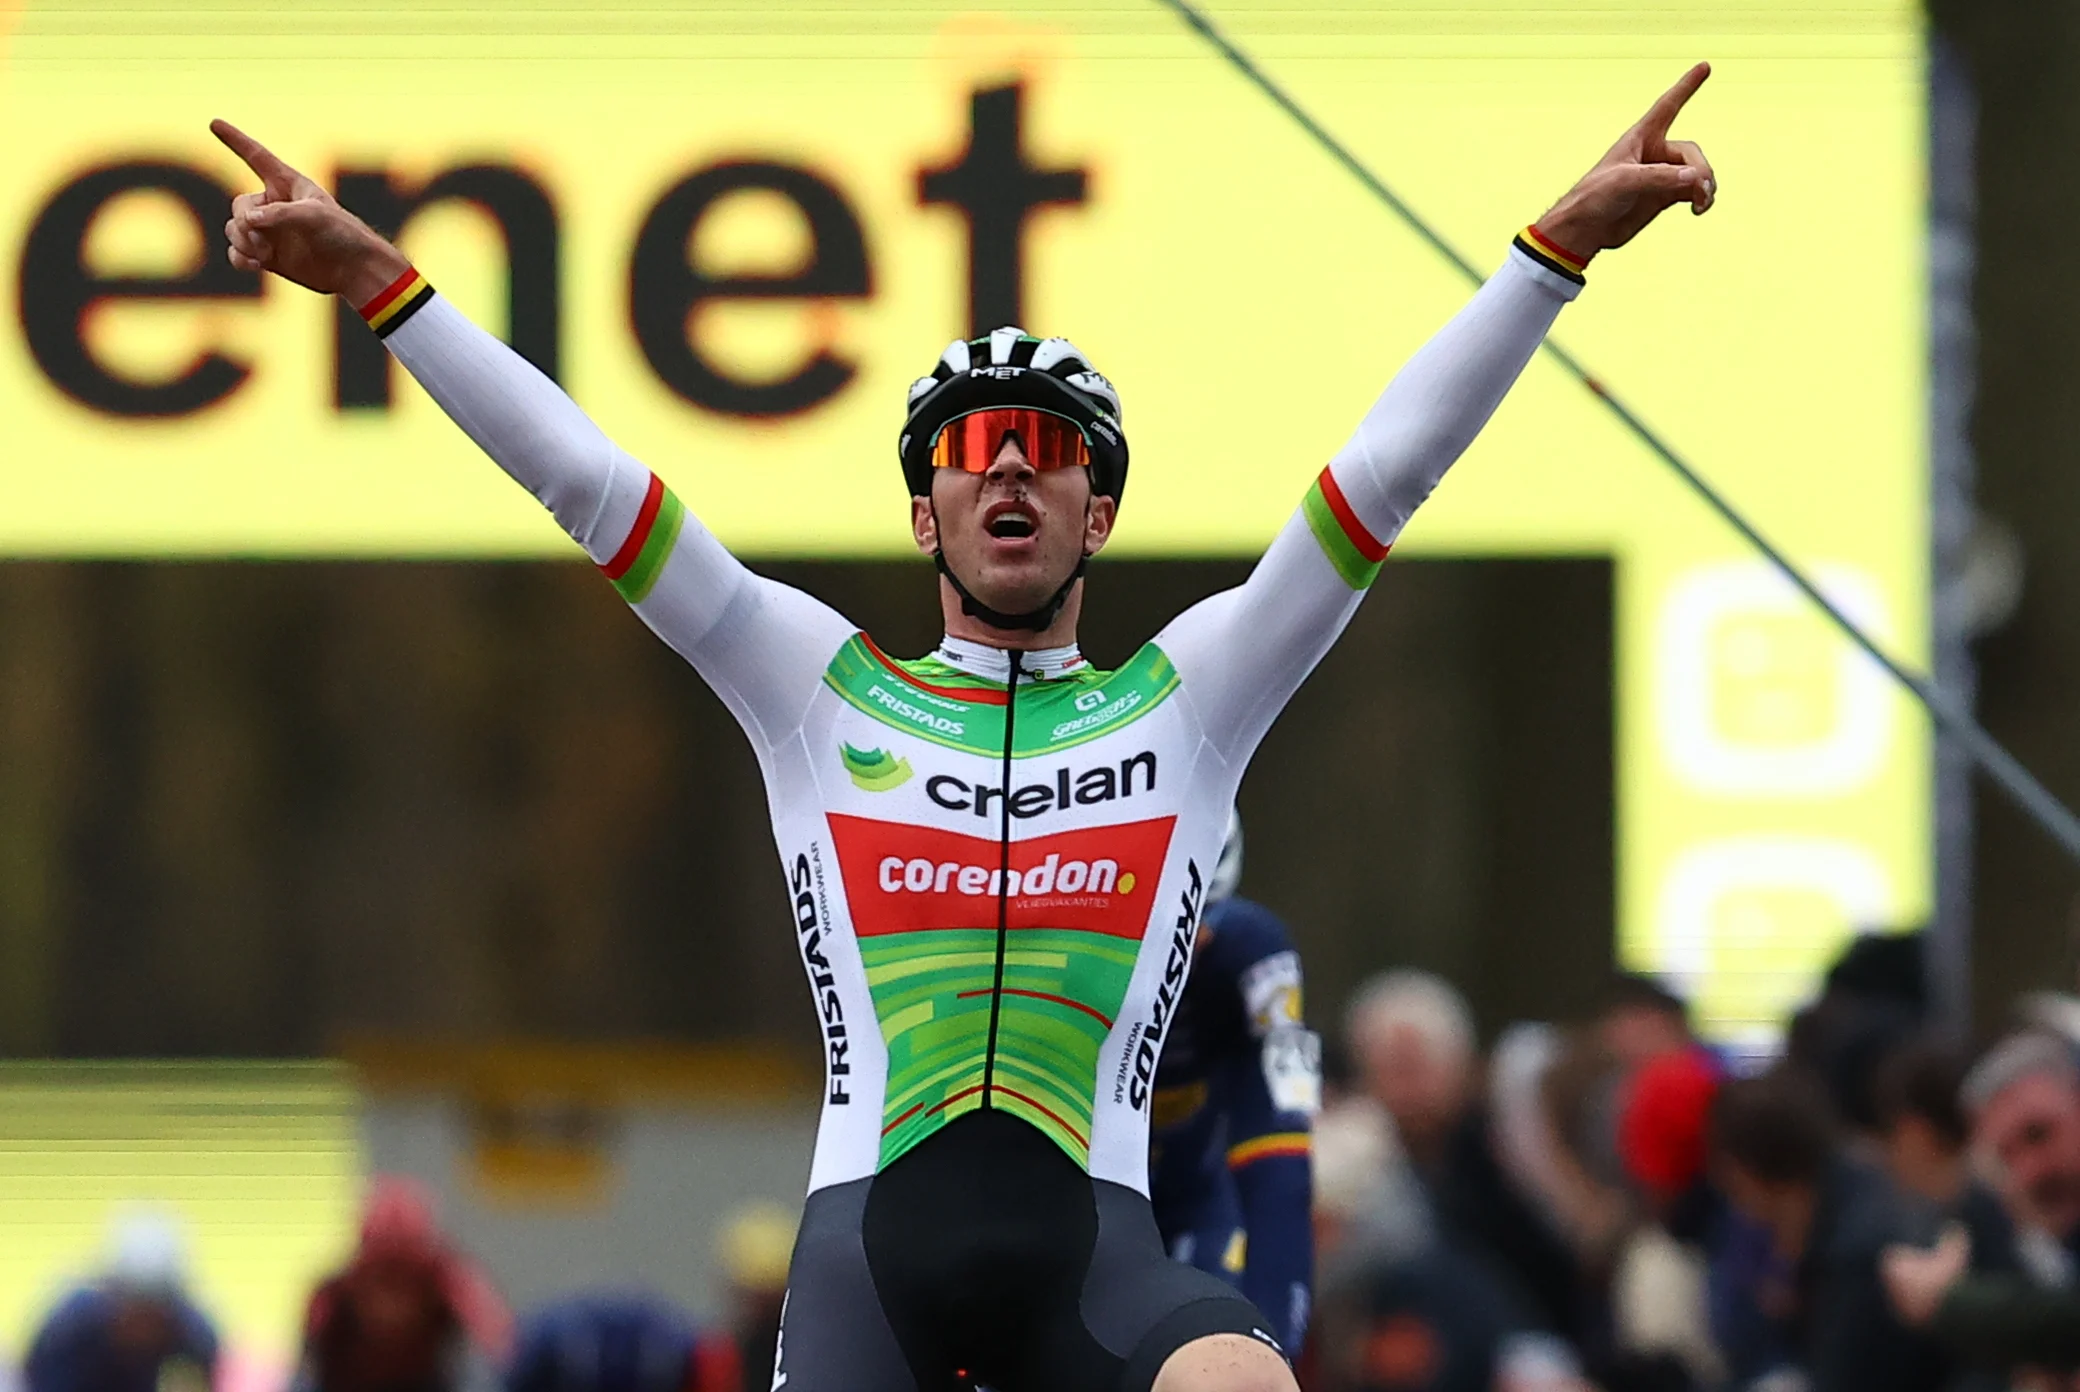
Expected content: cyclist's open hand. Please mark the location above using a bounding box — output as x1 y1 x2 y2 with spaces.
1536 62 1716 258
212 119 406 304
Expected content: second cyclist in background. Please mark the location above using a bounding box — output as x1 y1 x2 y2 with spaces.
1147 812 1320 1355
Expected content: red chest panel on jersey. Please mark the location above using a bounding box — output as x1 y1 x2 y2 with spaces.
827 813 1176 939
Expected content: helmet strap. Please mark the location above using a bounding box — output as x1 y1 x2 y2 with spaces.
927 501 1087 634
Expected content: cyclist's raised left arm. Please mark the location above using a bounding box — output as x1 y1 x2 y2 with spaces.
1154 65 1714 760
1153 244 1580 755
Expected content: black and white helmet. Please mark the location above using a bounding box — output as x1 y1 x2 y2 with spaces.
898 326 1128 502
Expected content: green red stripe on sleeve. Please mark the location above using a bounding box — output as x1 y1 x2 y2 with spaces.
359 267 434 337
1513 224 1589 286
1301 466 1389 590
600 471 687 604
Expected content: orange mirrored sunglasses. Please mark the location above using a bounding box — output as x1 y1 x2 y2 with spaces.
929 408 1092 474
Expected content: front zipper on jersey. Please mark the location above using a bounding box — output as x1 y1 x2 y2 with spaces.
978 648 1023 1109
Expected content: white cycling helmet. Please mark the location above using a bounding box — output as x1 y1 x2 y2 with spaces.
898 327 1127 502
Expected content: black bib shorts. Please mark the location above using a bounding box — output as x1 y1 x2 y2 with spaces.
770 1110 1280 1392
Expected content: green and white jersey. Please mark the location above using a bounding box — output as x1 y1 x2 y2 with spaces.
793 633 1213 1191
379 242 1581 1196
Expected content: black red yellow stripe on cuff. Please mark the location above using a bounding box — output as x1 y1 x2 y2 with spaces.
1228 1132 1311 1168
360 267 434 337
1513 224 1589 285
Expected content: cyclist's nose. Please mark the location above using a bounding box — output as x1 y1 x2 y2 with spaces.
986 434 1034 484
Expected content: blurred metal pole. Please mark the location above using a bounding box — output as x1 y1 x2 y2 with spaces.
1928 31 1979 1043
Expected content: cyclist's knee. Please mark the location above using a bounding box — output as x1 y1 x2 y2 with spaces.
1150 1334 1296 1392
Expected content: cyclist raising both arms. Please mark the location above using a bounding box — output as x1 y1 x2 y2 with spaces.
212 64 1713 1392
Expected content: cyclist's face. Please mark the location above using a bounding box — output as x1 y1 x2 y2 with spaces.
914 433 1115 617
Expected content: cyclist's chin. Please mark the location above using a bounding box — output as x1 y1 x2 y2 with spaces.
953 548 1081 617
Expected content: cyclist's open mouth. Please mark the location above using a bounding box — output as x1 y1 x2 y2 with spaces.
983 500 1040 551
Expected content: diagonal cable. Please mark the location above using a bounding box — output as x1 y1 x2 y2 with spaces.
1154 0 2080 868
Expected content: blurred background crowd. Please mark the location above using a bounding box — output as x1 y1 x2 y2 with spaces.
20 927 2080 1392
1303 934 2080 1392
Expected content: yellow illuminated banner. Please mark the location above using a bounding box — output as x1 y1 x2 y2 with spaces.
0 3 1926 1046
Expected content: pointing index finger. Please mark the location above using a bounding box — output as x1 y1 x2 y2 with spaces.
210 118 295 183
1637 61 1711 142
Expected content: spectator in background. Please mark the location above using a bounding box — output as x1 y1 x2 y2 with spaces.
1823 931 1929 1017
1617 1049 1721 1220
300 1177 511 1392
1788 932 1928 1148
1883 1033 2080 1376
508 1296 737 1392
1310 1093 1588 1392
1598 976 1697 1072
1608 1047 1726 1390
1489 1025 1630 1279
26 1208 218 1392
1709 1068 1944 1392
1962 1033 2080 1266
1874 1042 1976 1207
1311 1096 1431 1279
716 1204 793 1392
1873 1040 2018 1271
1346 972 1590 1362
1313 1245 1585 1392
1347 972 1478 1173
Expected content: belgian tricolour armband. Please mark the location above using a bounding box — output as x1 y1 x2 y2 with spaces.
1512 224 1589 287
359 267 436 337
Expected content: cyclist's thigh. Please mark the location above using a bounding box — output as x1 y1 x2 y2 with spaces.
1026 1182 1280 1392
773 1179 919 1392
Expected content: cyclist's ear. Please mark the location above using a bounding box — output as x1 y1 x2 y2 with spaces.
912 495 939 555
1083 494 1117 557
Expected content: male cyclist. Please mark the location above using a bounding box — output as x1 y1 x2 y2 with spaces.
212 62 1713 1392
1147 812 1318 1355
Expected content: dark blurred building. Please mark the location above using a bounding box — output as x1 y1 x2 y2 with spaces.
0 557 1611 1056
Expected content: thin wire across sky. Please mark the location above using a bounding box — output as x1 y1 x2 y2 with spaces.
1155 0 2080 870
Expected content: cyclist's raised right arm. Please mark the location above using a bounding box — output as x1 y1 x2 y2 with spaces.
212 120 852 748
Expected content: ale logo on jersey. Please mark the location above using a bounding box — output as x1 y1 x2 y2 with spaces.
840 743 912 792
825 813 1176 938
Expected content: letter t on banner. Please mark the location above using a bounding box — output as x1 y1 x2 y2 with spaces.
919 83 1088 335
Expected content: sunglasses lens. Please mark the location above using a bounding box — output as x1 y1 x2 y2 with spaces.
930 409 1091 473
